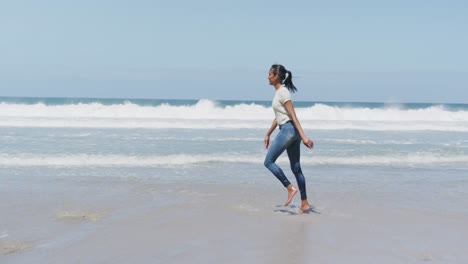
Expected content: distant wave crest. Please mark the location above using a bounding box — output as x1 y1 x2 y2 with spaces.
1 99 467 131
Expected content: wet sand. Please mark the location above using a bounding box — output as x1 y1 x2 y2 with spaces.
1 175 468 264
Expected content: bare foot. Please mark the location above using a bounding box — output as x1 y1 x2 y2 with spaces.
284 185 298 206
300 200 311 212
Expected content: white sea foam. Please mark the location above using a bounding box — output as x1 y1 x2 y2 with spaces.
1 100 467 131
0 100 271 119
0 231 8 239
0 153 466 168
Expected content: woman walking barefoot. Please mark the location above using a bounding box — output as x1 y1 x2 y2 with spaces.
263 64 314 212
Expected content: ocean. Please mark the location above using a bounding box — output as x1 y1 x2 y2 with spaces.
1 96 467 168
1 96 468 263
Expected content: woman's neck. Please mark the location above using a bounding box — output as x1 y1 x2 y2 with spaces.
274 83 282 90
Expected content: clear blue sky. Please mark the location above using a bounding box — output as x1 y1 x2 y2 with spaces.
1 0 467 103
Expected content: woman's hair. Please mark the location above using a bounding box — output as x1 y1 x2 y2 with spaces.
271 64 297 93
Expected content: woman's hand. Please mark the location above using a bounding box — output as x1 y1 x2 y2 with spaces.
302 137 314 149
264 135 270 149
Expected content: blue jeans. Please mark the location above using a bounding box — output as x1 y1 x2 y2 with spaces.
264 121 307 200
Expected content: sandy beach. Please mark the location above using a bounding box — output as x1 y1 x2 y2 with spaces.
2 170 467 264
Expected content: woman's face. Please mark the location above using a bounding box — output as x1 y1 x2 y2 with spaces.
268 68 278 86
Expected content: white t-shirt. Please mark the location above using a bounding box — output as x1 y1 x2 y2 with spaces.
272 85 292 125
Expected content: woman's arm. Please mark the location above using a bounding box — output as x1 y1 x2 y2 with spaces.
284 101 313 149
264 119 278 149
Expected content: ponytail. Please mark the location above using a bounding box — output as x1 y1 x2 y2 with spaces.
283 70 297 93
271 64 298 93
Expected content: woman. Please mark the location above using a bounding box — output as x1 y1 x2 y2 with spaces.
263 64 313 212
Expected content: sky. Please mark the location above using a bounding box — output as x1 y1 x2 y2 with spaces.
0 0 467 103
